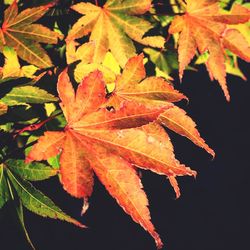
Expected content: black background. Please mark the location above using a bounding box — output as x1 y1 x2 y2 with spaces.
1 1 250 250
1 63 250 250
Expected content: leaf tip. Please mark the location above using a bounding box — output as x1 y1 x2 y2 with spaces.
71 218 87 229
209 148 216 159
155 235 164 249
44 0 58 9
182 94 189 103
57 67 70 88
179 70 184 83
81 197 89 216
226 94 230 102
169 176 181 199
25 156 33 164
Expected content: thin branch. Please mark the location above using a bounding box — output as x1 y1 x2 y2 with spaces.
13 111 62 138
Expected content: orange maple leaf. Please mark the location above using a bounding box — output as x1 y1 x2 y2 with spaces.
107 54 215 157
169 0 250 101
26 69 199 248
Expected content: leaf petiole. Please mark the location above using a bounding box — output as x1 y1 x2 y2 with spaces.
13 111 63 138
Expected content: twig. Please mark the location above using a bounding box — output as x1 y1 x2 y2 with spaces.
13 112 62 138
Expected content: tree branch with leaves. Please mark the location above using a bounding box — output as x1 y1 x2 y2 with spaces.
0 0 249 249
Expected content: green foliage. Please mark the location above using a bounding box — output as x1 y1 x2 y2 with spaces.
1 86 58 106
6 169 84 227
0 165 10 209
6 159 58 181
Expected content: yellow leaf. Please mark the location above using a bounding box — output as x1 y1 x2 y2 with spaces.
67 0 165 67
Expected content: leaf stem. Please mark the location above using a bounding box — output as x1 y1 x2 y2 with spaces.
14 111 62 138
0 112 63 164
95 0 99 6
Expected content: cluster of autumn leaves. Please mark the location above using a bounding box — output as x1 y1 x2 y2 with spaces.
169 0 250 101
0 0 250 249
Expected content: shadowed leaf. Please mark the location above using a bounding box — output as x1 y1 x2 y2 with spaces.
6 159 58 181
7 169 85 228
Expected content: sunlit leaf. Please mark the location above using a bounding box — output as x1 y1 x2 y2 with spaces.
107 54 214 156
1 86 58 106
67 0 165 67
169 0 250 101
0 1 63 68
0 47 38 79
25 68 204 248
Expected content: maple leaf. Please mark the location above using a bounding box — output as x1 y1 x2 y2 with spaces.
195 50 247 81
26 69 198 248
0 85 58 107
107 54 215 157
0 1 63 68
144 47 179 80
66 40 117 85
67 0 165 67
169 0 250 101
0 46 38 79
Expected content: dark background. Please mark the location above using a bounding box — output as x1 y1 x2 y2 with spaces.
1 63 249 250
1 1 250 250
